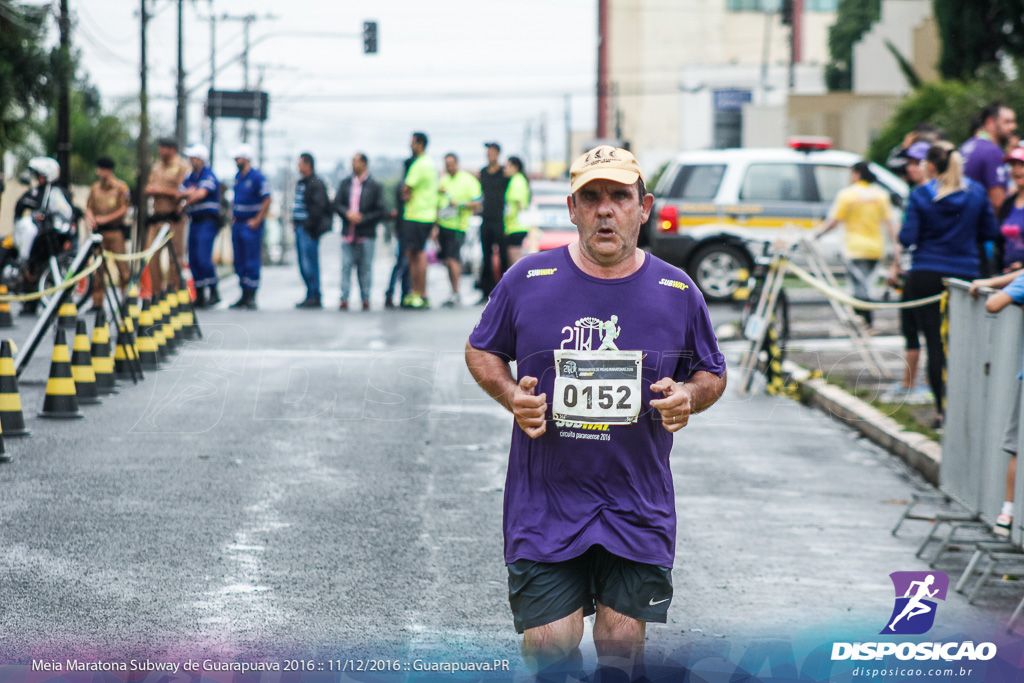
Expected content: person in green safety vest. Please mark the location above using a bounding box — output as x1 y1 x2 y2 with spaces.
503 156 531 267
437 153 482 307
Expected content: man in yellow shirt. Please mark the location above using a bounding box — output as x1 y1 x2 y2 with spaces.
401 132 438 309
437 153 481 307
814 161 897 328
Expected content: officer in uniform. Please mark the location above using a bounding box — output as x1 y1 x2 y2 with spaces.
180 143 222 308
229 144 271 310
144 137 190 296
85 157 131 310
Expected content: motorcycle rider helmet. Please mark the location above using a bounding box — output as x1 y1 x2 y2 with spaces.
27 157 60 184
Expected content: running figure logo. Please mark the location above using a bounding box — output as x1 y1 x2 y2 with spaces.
881 571 949 635
560 315 624 351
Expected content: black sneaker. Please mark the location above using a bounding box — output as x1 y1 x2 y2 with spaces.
207 287 221 307
296 298 322 309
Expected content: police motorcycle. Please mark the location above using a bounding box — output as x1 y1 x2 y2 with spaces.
2 157 92 313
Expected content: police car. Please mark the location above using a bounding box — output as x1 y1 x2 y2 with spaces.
647 138 908 302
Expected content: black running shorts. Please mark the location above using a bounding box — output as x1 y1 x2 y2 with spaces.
506 544 673 634
505 230 527 247
437 227 465 262
402 219 434 254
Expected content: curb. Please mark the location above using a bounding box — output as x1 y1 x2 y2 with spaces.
786 362 941 486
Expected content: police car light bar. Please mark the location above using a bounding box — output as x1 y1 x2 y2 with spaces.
788 136 832 152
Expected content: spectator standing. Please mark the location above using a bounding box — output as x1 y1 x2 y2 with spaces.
503 156 530 267
995 148 1024 274
884 141 932 403
144 137 190 297
813 161 897 329
477 142 509 303
437 153 482 307
384 157 414 309
899 141 998 428
293 153 332 309
962 102 1017 276
180 144 222 308
229 144 271 310
335 153 385 311
85 157 131 310
401 132 438 309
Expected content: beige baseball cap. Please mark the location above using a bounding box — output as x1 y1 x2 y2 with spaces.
569 145 643 194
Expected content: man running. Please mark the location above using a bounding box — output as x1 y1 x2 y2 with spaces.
465 145 727 679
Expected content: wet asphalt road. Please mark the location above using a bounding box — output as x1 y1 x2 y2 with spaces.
0 234 1017 672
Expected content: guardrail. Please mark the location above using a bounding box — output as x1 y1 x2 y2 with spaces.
943 279 1024 545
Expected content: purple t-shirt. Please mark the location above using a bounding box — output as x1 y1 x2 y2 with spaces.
961 136 1007 190
469 247 726 568
1001 205 1024 268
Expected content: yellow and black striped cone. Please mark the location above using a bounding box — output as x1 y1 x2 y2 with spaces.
114 322 141 380
128 285 141 335
149 296 169 361
178 287 198 340
57 300 78 330
0 285 14 329
137 300 160 371
169 288 185 341
71 319 101 405
0 339 29 436
160 289 178 354
91 309 117 394
0 422 8 463
39 328 82 419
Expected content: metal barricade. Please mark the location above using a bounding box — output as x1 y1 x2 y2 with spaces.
943 280 1023 538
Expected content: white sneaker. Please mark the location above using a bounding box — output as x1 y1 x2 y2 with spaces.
442 293 461 308
906 386 934 405
995 513 1013 537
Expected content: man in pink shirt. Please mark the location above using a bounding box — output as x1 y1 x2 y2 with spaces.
334 153 386 310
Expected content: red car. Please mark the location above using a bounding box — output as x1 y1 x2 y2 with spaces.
521 180 577 253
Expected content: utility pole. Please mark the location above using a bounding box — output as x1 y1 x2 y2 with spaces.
257 65 265 167
175 0 186 147
57 0 71 187
564 93 572 175
596 0 609 139
208 3 216 168
218 14 266 143
136 0 150 251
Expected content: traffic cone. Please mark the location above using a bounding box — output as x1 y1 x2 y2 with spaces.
71 319 101 405
178 286 198 340
160 289 178 354
114 322 141 381
0 285 14 329
149 297 168 361
39 328 82 419
57 300 78 330
91 309 117 395
169 287 185 340
128 285 141 335
0 339 29 436
137 300 160 370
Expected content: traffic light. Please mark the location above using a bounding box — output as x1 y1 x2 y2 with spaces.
780 0 793 26
363 21 377 54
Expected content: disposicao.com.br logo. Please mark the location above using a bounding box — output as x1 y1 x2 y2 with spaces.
831 571 997 662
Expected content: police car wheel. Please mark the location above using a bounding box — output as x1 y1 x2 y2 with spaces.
690 243 751 303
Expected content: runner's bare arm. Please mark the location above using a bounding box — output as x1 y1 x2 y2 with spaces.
465 341 548 438
649 370 727 433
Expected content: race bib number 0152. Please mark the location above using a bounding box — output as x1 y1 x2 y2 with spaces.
552 350 642 425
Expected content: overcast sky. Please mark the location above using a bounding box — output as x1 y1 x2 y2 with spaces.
62 0 599 180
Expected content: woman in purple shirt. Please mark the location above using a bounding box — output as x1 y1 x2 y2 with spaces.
997 147 1024 273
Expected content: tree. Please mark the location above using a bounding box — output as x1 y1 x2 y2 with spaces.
36 79 136 186
0 1 51 167
865 62 1024 165
934 0 1024 80
825 0 882 91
